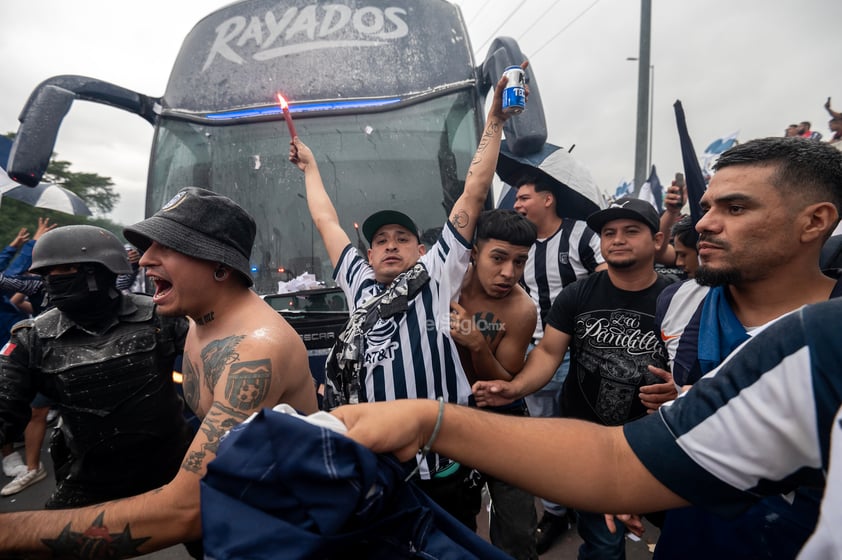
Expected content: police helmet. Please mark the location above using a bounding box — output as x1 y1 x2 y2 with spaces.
30 225 132 275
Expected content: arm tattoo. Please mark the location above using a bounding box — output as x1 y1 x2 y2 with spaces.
225 359 272 411
182 402 247 474
450 210 469 229
200 334 245 389
42 512 150 559
181 355 200 414
469 120 501 169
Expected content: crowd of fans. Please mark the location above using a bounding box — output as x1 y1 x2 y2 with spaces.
0 90 840 560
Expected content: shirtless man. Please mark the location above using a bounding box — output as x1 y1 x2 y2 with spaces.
450 208 537 386
450 208 538 559
0 187 317 558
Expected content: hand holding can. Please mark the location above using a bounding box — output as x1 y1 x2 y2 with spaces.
502 66 526 114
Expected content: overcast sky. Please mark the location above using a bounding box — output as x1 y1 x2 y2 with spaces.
1 0 840 225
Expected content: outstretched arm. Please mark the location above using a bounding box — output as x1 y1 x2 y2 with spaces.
448 61 528 241
290 138 352 268
33 217 57 240
0 331 293 558
332 399 686 515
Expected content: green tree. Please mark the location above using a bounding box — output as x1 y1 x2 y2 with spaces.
45 159 120 215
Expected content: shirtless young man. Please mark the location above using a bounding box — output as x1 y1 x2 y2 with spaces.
449 208 538 559
450 208 537 386
0 187 317 558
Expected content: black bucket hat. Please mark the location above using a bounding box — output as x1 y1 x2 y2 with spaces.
124 187 256 286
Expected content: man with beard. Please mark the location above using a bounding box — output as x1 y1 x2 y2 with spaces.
648 136 842 559
473 197 677 560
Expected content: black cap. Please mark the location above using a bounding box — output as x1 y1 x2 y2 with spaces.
124 187 256 286
586 197 660 235
361 210 421 245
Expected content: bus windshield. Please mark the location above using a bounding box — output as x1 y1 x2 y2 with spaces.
148 90 481 295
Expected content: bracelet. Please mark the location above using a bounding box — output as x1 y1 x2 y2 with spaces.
404 396 445 482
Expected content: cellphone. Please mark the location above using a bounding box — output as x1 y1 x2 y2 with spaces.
674 172 685 187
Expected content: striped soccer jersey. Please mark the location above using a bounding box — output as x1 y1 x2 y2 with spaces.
333 222 472 478
520 219 602 341
625 298 842 558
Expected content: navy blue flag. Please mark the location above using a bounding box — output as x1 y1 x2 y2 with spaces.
673 100 706 225
637 165 664 214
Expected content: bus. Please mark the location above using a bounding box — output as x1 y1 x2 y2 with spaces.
7 0 547 382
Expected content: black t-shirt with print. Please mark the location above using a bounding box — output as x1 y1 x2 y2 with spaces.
547 270 675 425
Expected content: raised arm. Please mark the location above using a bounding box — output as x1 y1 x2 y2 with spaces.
9 228 30 249
655 181 684 265
449 62 528 241
290 138 352 268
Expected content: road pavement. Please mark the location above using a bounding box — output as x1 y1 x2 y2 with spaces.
1 436 658 559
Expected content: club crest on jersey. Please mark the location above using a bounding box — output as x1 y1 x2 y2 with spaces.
558 252 570 265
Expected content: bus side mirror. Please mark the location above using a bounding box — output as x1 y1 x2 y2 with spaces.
8 75 158 186
480 37 548 157
7 85 75 186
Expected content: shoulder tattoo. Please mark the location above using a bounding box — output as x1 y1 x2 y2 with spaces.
225 359 272 411
200 334 245 389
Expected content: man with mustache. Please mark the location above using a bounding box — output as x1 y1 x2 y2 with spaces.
290 66 525 529
648 136 842 559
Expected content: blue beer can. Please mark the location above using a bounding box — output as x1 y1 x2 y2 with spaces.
502 66 526 114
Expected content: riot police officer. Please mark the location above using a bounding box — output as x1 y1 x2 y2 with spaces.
0 225 192 508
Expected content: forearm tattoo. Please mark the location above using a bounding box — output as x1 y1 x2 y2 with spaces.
182 402 246 474
42 512 149 559
200 334 245 389
468 119 501 172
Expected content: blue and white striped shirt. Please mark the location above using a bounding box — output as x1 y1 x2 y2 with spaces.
520 219 602 341
333 222 473 478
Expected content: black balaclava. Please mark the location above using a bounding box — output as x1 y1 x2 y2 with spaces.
43 263 120 326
